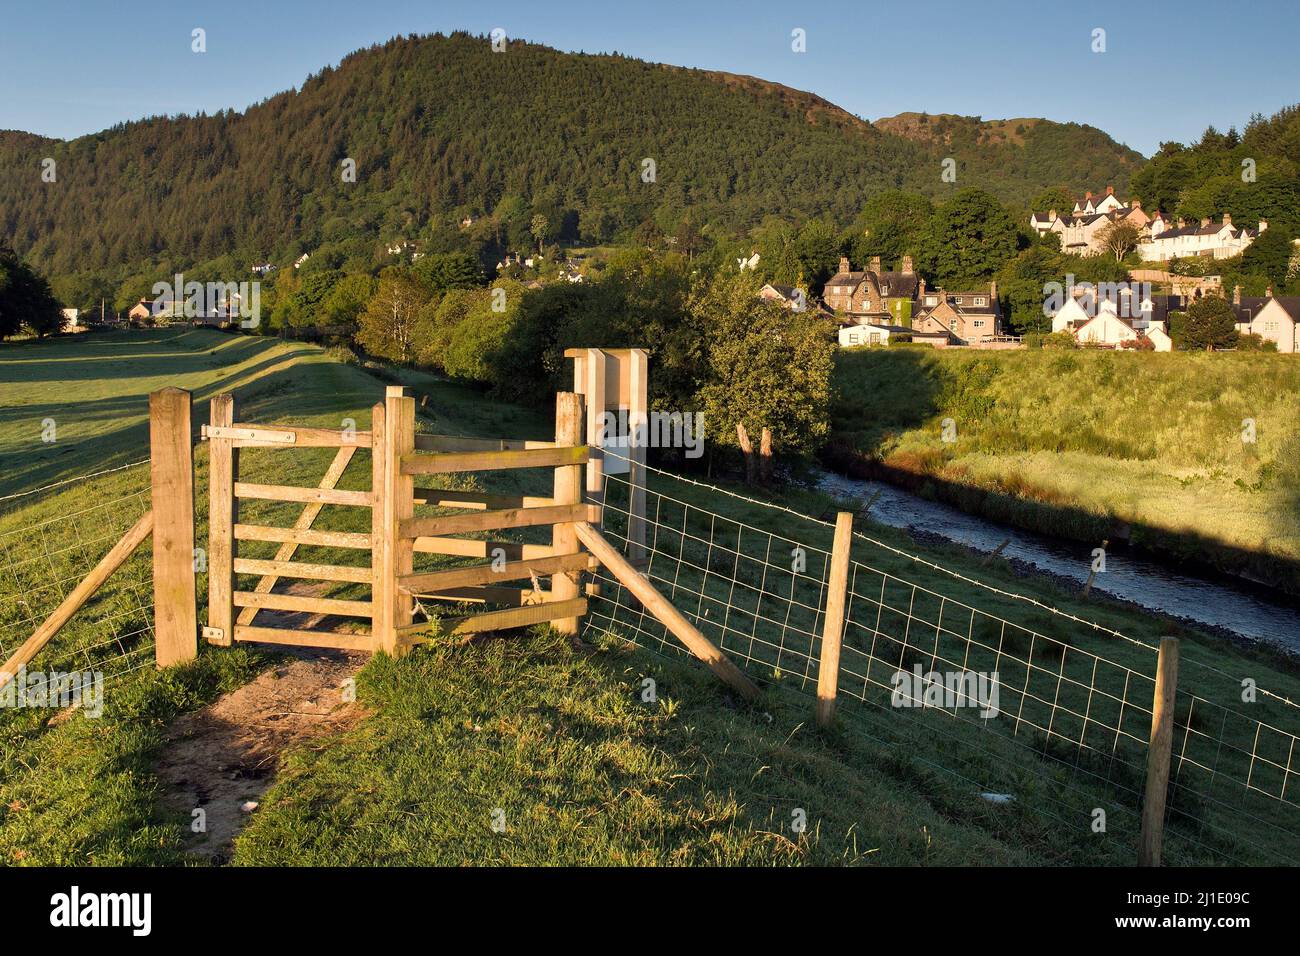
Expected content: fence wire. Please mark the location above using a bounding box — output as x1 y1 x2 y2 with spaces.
0 466 156 692
585 465 1300 866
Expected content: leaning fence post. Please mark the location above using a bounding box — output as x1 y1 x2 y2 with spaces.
551 391 584 634
150 387 198 668
206 393 235 646
1139 636 1181 866
816 511 854 727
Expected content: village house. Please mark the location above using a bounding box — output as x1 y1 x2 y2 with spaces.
1030 187 1150 256
910 282 1003 345
1138 214 1265 262
1231 286 1300 352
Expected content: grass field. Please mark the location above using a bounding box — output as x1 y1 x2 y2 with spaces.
829 347 1300 592
2 328 1298 866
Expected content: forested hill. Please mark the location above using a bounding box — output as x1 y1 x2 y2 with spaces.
0 32 1142 276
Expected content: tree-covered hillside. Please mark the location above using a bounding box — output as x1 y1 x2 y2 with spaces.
0 32 1143 282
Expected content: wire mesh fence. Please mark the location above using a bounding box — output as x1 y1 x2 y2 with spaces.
585 463 1300 865
0 465 156 695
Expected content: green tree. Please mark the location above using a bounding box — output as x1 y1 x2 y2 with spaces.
0 247 62 338
1181 296 1239 351
530 214 550 253
693 272 834 481
918 189 1019 286
848 191 933 268
356 272 430 363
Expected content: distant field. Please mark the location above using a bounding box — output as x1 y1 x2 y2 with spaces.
829 348 1300 591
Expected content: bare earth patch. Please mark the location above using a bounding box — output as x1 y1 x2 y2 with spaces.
155 649 367 863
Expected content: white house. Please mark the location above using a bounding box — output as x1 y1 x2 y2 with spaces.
1146 320 1173 352
1139 214 1265 262
1232 291 1300 352
1030 187 1150 257
1074 302 1139 347
839 323 899 347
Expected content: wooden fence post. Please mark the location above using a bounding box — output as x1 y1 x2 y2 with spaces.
1139 636 1181 866
150 387 198 668
378 387 415 656
206 393 235 646
815 511 854 727
370 400 390 653
551 391 584 635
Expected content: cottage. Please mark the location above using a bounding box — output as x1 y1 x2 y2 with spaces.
1030 187 1150 256
1231 287 1300 352
911 283 1002 344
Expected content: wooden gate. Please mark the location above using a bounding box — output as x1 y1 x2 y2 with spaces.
202 387 598 655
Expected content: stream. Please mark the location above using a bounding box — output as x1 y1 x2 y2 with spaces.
815 470 1300 653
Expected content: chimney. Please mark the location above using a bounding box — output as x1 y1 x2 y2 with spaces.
1259 219 1269 233
1201 217 1211 228
1267 286 1274 299
902 254 914 274
1222 213 1232 226
1177 217 1186 228
838 256 850 275
870 255 882 273
1085 190 1093 200
1049 208 1057 221
1132 199 1142 210
1233 285 1241 305
918 276 926 297
1106 185 1114 195
989 280 998 302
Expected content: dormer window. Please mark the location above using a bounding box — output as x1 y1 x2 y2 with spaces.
925 296 938 306
974 297 986 306
955 296 964 305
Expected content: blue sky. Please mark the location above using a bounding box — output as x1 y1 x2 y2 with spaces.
2 0 1297 155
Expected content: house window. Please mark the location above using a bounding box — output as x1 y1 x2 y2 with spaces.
973 320 985 328
925 296 938 306
955 297 964 305
974 297 986 306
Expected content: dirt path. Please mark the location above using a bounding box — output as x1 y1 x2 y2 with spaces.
154 648 367 863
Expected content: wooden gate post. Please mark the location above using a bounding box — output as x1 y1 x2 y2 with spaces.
149 387 198 667
376 386 415 657
815 512 854 727
1139 636 1181 866
206 393 236 646
551 392 584 635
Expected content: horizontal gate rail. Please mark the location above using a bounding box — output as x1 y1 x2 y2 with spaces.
233 625 373 651
398 598 589 642
203 423 374 448
401 446 589 476
234 482 371 507
412 488 556 510
411 536 557 559
414 434 557 453
234 524 371 550
233 557 371 584
401 503 597 538
233 591 374 618
400 552 591 595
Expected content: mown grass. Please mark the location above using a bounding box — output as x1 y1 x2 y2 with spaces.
1 329 1298 866
829 347 1300 591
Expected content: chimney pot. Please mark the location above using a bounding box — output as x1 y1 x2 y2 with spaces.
1233 285 1241 305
